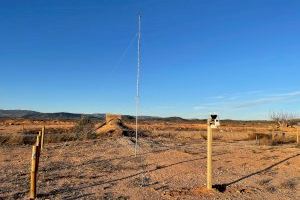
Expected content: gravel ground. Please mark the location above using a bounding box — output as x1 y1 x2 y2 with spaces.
0 135 299 200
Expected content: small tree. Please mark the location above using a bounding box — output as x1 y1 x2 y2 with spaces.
74 116 96 140
270 112 297 130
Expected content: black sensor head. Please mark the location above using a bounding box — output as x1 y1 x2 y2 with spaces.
211 114 218 120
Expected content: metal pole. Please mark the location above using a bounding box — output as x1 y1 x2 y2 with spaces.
207 122 212 189
135 14 141 157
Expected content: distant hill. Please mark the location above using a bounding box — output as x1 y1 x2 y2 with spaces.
0 109 285 123
0 109 105 120
0 109 39 118
0 110 192 121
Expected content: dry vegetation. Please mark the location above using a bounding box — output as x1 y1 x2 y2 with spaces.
0 118 299 199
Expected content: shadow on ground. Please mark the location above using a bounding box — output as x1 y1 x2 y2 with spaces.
213 153 299 192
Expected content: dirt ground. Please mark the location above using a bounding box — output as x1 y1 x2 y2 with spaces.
0 133 299 200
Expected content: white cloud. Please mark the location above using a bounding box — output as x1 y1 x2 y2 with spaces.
268 91 300 97
234 91 300 108
194 90 300 111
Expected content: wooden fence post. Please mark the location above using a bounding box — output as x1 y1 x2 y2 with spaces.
282 132 285 144
41 126 45 150
255 134 258 145
36 133 41 147
297 127 299 144
35 133 41 171
29 146 37 200
207 124 212 190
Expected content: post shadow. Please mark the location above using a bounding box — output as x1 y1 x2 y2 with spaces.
213 153 299 192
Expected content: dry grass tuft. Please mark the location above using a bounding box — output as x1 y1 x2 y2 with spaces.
280 179 298 190
0 118 97 145
247 132 297 146
200 132 223 140
7 134 24 144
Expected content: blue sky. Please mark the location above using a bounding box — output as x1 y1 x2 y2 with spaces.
0 0 300 120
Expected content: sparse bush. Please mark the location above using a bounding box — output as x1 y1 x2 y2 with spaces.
280 179 297 190
247 133 272 145
149 131 175 139
247 132 297 146
259 137 272 145
0 123 96 145
200 132 223 140
270 112 298 129
266 186 277 193
0 135 9 144
247 133 257 140
44 133 77 143
73 117 96 140
271 135 296 145
7 134 24 144
0 134 36 145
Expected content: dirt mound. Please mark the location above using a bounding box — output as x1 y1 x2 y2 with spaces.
95 119 134 137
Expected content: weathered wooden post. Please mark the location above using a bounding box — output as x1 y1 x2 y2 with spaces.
296 127 299 144
282 132 285 144
29 146 37 200
36 132 41 147
255 134 258 145
35 132 41 171
207 122 212 190
206 114 220 190
41 126 45 150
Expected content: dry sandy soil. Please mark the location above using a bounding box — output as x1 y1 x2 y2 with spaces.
0 128 299 200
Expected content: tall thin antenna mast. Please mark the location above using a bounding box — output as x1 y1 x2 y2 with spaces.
135 13 141 157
